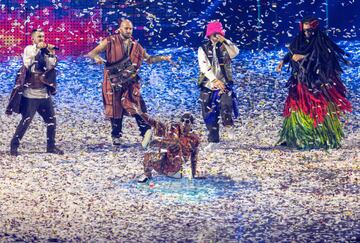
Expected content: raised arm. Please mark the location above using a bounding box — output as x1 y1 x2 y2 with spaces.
223 40 239 59
215 35 239 59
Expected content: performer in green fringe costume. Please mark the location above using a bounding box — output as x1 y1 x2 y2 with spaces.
276 17 352 149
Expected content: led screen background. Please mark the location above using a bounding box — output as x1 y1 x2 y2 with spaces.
0 0 359 56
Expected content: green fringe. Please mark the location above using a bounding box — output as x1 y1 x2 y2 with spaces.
277 104 344 150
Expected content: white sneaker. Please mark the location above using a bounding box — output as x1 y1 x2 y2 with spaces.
182 163 193 180
141 129 153 149
112 137 121 146
204 142 216 152
137 174 150 183
226 126 236 140
169 171 182 179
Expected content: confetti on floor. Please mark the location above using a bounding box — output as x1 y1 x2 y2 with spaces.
0 42 359 242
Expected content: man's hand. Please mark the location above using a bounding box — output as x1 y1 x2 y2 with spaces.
161 55 172 62
47 44 56 50
276 60 284 72
36 42 47 49
212 79 226 92
46 44 56 55
292 54 305 62
94 56 105 64
217 34 226 43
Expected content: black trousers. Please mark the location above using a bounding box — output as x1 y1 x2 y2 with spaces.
200 89 234 143
111 114 151 138
110 93 151 138
11 97 56 148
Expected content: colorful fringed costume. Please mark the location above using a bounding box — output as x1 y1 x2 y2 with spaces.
278 17 352 149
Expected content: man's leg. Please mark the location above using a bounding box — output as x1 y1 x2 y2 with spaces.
135 114 151 137
200 90 220 143
110 117 123 145
135 95 151 137
138 152 166 182
138 152 156 183
121 86 151 138
10 97 38 155
206 115 220 143
143 153 155 178
220 92 234 126
220 92 235 139
37 97 63 154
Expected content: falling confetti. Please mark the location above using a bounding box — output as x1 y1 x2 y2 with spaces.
0 0 359 242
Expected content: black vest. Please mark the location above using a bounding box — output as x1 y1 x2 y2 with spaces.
198 41 234 87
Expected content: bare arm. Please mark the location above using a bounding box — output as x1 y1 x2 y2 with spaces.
143 51 171 64
138 112 162 128
190 147 199 177
190 135 200 177
87 38 108 64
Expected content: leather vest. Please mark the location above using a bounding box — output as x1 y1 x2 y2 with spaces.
201 41 234 85
27 73 46 89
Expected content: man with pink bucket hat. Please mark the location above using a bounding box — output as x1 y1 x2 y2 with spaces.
197 21 239 150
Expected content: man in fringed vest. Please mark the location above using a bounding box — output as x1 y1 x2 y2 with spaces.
6 29 63 156
197 21 239 151
87 19 171 145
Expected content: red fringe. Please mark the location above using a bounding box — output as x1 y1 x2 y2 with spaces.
283 80 352 127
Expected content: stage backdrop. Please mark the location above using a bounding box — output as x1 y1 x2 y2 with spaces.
0 0 359 56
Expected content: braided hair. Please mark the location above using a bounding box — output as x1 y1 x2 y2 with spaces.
288 17 349 93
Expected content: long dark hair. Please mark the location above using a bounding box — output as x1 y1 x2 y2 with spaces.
288 17 349 91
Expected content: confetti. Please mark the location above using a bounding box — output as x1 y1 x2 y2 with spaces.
0 0 359 242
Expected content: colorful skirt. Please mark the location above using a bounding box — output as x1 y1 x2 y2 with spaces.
278 76 352 149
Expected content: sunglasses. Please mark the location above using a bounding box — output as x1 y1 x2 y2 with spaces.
304 29 315 35
181 118 192 124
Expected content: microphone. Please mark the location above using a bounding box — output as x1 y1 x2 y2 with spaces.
47 44 59 50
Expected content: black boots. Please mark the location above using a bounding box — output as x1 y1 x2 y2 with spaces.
10 145 19 156
46 146 64 155
10 138 19 156
10 145 64 156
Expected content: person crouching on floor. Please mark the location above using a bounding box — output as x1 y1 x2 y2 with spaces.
137 113 204 183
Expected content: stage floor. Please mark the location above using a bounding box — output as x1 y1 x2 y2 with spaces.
0 43 359 241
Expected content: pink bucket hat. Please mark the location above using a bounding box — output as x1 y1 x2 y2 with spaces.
205 21 225 38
